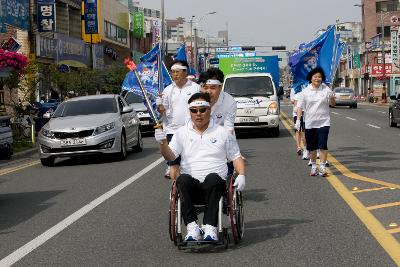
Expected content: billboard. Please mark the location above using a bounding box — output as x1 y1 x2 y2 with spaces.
219 56 280 87
83 0 99 34
0 0 29 30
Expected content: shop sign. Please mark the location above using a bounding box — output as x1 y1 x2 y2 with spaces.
83 0 99 34
37 0 56 32
0 0 29 30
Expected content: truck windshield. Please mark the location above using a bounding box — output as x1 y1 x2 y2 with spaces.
224 76 275 97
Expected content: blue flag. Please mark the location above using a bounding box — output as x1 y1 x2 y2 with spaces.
174 43 187 61
289 26 341 93
140 43 160 63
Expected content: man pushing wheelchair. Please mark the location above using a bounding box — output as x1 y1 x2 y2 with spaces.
155 92 246 242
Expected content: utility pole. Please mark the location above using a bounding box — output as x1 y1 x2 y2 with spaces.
189 16 195 68
194 27 198 72
160 0 165 61
381 11 388 102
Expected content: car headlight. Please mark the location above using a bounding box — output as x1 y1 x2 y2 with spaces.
41 128 55 139
267 101 278 115
93 122 115 136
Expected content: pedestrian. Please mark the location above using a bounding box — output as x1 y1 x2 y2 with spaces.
296 67 335 176
201 68 236 134
156 60 200 179
290 87 308 160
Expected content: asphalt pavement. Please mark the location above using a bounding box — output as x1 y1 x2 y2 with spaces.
0 102 399 266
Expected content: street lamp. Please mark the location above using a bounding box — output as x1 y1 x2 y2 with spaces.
190 11 217 72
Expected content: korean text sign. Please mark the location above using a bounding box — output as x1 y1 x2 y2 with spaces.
37 0 56 32
83 0 99 34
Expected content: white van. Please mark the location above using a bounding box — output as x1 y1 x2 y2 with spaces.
222 73 282 137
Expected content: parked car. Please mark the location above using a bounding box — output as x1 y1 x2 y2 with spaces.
0 116 13 159
37 94 143 166
121 90 156 134
333 87 357 108
389 93 400 127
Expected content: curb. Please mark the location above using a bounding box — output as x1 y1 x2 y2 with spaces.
0 147 38 167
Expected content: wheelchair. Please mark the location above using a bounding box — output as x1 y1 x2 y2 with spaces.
168 174 244 249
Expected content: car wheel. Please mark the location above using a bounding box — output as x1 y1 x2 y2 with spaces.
117 133 127 160
389 111 397 127
271 126 280 137
40 157 54 167
132 129 143 153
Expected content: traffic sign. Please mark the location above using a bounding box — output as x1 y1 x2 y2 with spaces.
209 58 219 64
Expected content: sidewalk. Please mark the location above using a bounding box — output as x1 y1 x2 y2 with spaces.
0 147 38 169
357 99 390 107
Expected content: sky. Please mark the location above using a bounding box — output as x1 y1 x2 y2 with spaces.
142 0 362 51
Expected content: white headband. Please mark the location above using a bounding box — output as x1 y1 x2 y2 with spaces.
189 101 210 107
205 79 222 85
171 64 188 70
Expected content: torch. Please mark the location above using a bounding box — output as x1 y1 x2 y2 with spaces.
124 58 161 128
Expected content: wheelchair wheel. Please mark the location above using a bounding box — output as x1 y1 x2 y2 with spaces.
169 181 178 244
228 176 244 244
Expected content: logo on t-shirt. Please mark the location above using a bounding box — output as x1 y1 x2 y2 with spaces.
210 138 217 144
216 113 223 119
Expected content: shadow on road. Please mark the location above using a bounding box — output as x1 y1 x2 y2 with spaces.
52 147 159 167
243 188 269 203
0 190 65 234
184 218 312 253
330 146 400 173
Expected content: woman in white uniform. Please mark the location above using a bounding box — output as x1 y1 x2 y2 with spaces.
296 67 335 177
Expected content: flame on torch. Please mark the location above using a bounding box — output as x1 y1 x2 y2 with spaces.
124 57 136 71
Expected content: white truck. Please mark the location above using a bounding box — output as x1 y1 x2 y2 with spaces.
222 73 283 137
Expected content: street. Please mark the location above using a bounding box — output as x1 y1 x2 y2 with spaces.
0 101 399 266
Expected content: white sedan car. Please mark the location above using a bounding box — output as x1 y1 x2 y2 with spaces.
38 94 143 166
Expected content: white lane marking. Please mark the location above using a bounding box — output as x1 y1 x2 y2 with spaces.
378 111 386 114
0 157 164 266
367 124 381 129
346 117 356 121
331 112 340 115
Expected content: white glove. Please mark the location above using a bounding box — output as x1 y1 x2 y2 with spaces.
156 95 163 106
294 120 301 131
233 174 246 191
154 129 167 144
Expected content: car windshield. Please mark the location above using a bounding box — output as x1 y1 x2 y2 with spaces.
334 88 353 93
224 76 275 97
124 92 144 104
53 98 117 117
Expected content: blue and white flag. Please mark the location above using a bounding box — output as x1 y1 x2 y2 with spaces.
174 43 187 61
289 25 341 93
121 61 160 98
140 43 160 63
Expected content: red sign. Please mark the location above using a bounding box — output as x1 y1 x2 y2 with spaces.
367 64 400 75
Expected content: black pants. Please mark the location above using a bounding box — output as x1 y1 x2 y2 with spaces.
177 173 226 227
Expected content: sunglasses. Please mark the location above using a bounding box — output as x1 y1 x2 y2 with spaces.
189 107 208 114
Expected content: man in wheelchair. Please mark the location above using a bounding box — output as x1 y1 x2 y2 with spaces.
155 92 246 242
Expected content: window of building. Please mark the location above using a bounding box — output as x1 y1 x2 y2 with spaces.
376 1 400 12
0 91 5 112
376 26 391 37
156 11 160 18
104 20 128 44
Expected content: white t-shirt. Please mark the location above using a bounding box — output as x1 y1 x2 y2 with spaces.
297 83 333 129
290 88 297 117
211 92 237 131
162 80 200 134
168 119 242 183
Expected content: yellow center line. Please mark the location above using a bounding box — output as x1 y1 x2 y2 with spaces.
388 228 400 234
367 201 400 211
0 160 40 176
352 187 391 194
280 111 400 265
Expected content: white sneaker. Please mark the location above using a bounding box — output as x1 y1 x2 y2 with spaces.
164 166 171 178
302 149 309 160
184 222 203 242
203 224 218 242
310 166 318 176
307 159 312 166
319 167 328 177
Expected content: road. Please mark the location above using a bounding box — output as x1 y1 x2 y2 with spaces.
0 101 399 266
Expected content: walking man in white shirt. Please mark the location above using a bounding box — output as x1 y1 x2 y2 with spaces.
156 60 200 179
201 68 237 134
155 92 246 242
290 87 308 159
